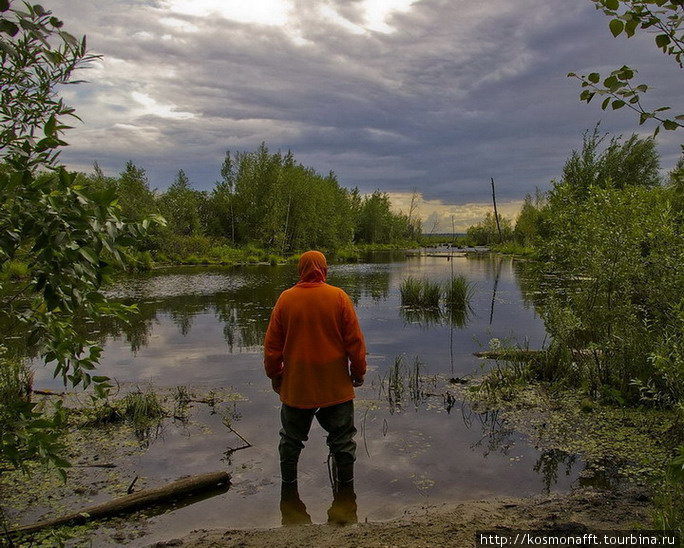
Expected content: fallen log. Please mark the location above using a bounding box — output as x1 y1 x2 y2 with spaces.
474 349 598 361
473 349 545 361
31 389 65 396
9 470 231 536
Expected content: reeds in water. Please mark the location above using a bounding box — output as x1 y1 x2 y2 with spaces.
123 389 165 426
444 275 474 310
400 276 441 308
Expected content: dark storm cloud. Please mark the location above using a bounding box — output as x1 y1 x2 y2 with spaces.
48 0 682 203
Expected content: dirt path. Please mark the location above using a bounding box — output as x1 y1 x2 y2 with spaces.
155 486 650 547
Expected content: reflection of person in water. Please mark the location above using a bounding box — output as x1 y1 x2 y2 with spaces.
264 250 366 525
279 477 359 526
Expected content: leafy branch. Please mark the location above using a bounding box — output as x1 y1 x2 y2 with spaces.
568 66 684 135
570 0 683 133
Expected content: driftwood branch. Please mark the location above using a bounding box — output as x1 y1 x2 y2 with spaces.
9 470 231 536
473 350 545 361
31 389 66 396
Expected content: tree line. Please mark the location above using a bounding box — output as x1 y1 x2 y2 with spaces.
80 144 421 265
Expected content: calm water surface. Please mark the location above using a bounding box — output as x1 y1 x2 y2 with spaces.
32 254 584 544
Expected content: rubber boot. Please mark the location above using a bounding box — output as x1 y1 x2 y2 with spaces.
327 481 357 525
280 482 311 526
333 462 354 491
280 459 298 485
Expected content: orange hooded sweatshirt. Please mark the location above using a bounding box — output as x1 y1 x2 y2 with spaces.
263 250 367 409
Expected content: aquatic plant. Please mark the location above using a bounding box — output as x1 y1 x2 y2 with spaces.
444 275 474 311
421 280 441 308
122 389 165 426
400 277 441 308
399 276 422 306
381 355 432 413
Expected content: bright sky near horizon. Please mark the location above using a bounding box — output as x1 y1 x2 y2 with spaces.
49 0 682 231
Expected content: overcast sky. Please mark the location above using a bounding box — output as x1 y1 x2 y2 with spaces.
49 0 682 230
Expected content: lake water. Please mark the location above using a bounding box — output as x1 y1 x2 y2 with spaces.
30 253 585 544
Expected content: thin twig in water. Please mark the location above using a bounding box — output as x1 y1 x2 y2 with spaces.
127 476 139 494
362 407 370 458
225 425 252 451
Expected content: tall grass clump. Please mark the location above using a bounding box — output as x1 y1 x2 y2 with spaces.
122 389 165 427
400 276 441 308
444 275 474 310
421 280 441 308
400 276 422 306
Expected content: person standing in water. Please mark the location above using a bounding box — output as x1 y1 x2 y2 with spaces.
263 250 367 524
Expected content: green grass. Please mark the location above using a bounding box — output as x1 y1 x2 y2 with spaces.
400 276 423 306
400 276 441 307
122 389 165 426
444 275 474 310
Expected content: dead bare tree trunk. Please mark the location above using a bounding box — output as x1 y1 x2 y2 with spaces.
491 177 503 244
9 471 230 536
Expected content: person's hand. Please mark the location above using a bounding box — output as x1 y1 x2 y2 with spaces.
352 376 364 387
271 377 282 394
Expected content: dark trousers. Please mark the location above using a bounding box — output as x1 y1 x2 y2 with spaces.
279 400 356 483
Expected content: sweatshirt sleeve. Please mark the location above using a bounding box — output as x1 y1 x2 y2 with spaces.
263 298 285 379
340 291 367 379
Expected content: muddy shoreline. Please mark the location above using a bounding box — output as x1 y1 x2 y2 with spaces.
2 378 672 547
159 486 651 547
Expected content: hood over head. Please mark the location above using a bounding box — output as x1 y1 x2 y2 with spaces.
297 250 328 283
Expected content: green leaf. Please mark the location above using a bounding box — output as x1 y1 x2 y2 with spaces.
609 19 624 37
0 0 9 12
604 0 619 9
612 100 625 109
617 67 634 80
79 247 97 264
603 75 620 90
601 97 611 110
663 120 679 130
0 19 19 36
44 115 56 137
655 34 670 48
624 19 638 37
0 38 16 56
588 72 600 84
